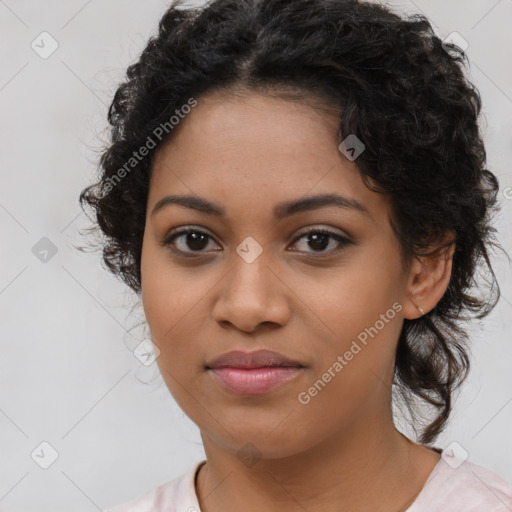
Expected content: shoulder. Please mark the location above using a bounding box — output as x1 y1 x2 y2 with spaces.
410 450 512 512
105 460 205 512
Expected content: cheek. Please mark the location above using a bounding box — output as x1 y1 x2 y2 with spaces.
295 301 402 432
141 277 197 366
141 269 204 408
295 255 402 341
141 246 187 367
295 253 404 393
140 244 214 380
141 241 196 332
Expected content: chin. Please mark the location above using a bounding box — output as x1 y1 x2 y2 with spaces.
204 419 317 461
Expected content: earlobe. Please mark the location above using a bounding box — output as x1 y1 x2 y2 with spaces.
402 234 456 320
410 298 425 316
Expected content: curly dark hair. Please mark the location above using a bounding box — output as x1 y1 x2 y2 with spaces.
79 0 504 444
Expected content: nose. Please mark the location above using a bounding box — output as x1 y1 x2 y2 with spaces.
211 249 291 333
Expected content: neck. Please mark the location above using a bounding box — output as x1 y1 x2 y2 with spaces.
195 416 439 512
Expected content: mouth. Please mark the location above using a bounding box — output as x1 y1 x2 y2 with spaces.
205 349 305 370
205 349 305 395
207 366 305 395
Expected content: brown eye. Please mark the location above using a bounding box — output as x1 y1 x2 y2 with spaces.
163 228 220 255
162 226 352 258
290 229 352 256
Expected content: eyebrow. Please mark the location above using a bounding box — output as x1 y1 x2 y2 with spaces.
151 193 370 219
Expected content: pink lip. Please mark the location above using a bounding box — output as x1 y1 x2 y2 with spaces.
205 349 306 395
208 367 304 395
205 349 304 370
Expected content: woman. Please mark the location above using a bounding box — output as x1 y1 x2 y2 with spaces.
79 0 512 510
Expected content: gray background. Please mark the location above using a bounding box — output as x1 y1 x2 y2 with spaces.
1 0 511 510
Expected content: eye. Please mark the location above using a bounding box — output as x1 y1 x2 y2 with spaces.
162 226 352 258
289 228 352 256
162 227 221 256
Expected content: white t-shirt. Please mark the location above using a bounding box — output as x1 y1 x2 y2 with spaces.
106 448 512 511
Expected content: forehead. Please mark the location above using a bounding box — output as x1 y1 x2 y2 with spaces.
148 90 391 224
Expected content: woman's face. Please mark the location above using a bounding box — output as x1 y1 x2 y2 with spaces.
140 90 414 459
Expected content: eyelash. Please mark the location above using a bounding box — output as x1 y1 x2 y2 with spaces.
161 226 352 258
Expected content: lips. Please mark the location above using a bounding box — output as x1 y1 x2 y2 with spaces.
205 349 304 370
205 349 305 395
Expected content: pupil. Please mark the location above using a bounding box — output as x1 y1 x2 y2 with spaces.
309 233 328 251
188 232 208 250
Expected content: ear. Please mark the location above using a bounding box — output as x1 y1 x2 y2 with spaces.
402 231 456 319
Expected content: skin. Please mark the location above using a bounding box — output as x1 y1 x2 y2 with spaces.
140 89 455 512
